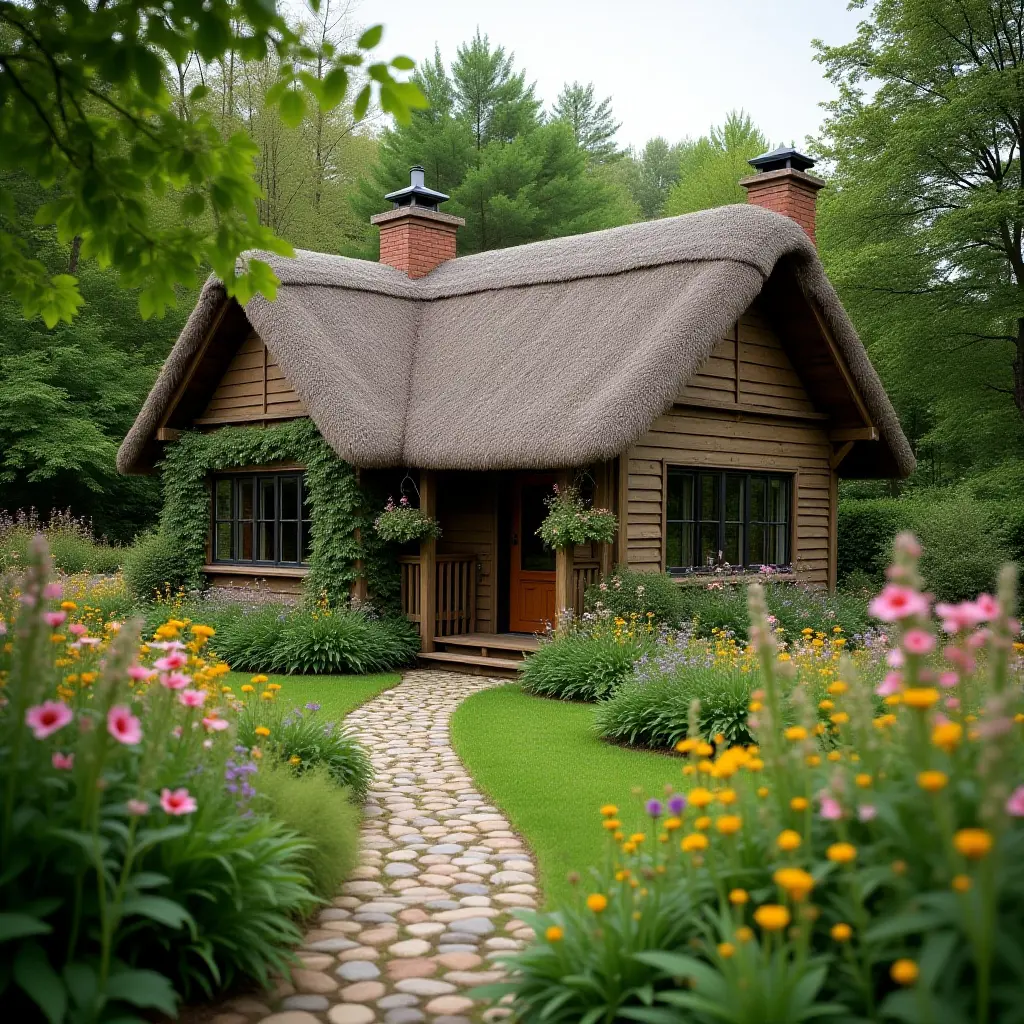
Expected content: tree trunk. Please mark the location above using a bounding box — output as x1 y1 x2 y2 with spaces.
68 235 82 275
1014 318 1024 419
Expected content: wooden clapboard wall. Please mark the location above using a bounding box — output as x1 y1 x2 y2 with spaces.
197 332 306 426
625 298 834 586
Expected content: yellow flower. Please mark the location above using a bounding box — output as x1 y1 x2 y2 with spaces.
289 755 301 765
830 712 849 725
622 841 636 854
61 601 77 611
664 817 682 831
600 804 619 816
603 819 621 831
827 751 842 763
757 786 769 799
191 624 215 638
954 829 993 860
754 904 790 931
831 923 852 942
790 797 809 812
251 674 269 684
716 815 742 836
729 888 749 905
241 684 255 693
630 833 646 844
695 816 712 831
681 833 708 853
819 699 835 711
749 700 763 712
774 867 814 900
855 773 873 788
586 893 608 913
718 788 737 805
688 787 714 808
545 925 564 942
254 726 271 738
828 681 848 695
735 925 754 943
952 874 972 893
267 682 282 691
676 738 699 754
890 959 919 986
932 721 963 753
827 843 857 864
717 942 735 958
784 726 808 742
261 691 274 701
777 829 802 852
902 687 940 710
917 770 948 793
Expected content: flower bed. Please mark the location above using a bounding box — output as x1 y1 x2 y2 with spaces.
0 537 366 1020
492 534 1024 1023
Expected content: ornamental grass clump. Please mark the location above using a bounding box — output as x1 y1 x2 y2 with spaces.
0 538 322 1020
495 533 1024 1024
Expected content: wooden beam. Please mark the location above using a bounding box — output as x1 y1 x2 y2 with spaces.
555 469 574 621
157 298 230 430
828 426 879 442
595 460 614 579
350 469 369 605
829 441 855 470
155 427 181 442
615 454 629 568
418 470 437 653
674 395 829 423
827 468 839 591
809 305 876 429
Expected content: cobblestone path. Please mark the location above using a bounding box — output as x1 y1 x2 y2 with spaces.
211 670 534 1024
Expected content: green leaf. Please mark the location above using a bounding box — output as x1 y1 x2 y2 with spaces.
279 89 306 128
352 85 371 122
0 913 52 943
120 895 194 931
13 943 66 1024
391 56 415 70
64 962 98 1011
357 25 384 49
322 66 349 108
105 968 178 1015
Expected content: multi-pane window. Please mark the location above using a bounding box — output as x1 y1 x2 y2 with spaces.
213 473 312 566
665 468 791 572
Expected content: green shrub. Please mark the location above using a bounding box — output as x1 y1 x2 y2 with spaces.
209 604 289 669
585 565 687 625
0 508 126 574
594 666 758 749
254 762 361 899
837 497 914 584
238 696 373 796
123 530 193 600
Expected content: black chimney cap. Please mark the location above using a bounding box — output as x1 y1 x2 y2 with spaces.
748 146 816 174
384 165 451 211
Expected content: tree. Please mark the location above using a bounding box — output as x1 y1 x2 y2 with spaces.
663 111 769 216
622 136 687 219
552 81 620 161
815 0 1024 427
350 34 634 256
0 0 423 325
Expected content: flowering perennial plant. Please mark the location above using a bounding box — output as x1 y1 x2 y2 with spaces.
497 534 1024 1023
0 539 316 1021
373 495 441 543
537 484 618 550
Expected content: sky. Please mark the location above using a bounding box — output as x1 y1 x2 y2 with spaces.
364 0 866 151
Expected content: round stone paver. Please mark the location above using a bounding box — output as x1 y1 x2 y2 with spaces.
215 670 537 1023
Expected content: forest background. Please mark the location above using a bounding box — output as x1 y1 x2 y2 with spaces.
2 0 1021 576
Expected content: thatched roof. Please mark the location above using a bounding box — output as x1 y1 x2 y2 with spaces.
118 204 914 478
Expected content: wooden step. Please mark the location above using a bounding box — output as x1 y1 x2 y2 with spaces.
434 633 539 654
418 650 524 673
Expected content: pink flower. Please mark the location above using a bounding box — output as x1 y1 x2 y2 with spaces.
939 671 959 688
869 585 930 623
179 689 207 708
51 751 74 770
78 637 101 647
68 623 88 637
875 672 903 697
43 582 62 600
160 787 197 816
202 717 230 732
886 648 905 668
154 652 188 672
894 532 922 558
25 701 73 740
974 594 999 620
903 629 935 655
43 610 67 628
944 696 961 710
107 705 142 745
127 664 155 682
820 797 843 821
858 804 877 822
147 640 185 651
967 629 989 649
126 799 149 817
1006 787 1024 817
161 672 191 690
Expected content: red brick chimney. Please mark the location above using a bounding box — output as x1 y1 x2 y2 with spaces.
370 166 464 278
739 147 825 244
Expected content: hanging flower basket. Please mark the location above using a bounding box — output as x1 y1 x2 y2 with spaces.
374 496 441 544
536 484 618 550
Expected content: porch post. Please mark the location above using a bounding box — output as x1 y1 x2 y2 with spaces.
595 460 614 579
419 469 437 652
555 469 574 621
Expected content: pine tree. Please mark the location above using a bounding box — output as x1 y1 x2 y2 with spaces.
624 137 687 219
552 81 620 161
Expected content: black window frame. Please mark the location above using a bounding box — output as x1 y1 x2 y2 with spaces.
211 472 313 567
664 467 792 574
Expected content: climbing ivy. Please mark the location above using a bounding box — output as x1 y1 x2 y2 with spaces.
149 419 397 607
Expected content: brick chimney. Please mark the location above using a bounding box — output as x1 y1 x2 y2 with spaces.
739 147 825 244
370 166 464 278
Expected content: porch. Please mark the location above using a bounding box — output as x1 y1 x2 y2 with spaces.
377 464 618 674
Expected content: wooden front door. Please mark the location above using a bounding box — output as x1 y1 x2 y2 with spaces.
509 475 557 632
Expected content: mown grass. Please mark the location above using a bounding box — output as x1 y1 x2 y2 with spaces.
451 683 678 906
224 671 400 720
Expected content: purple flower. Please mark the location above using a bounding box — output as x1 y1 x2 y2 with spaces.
645 798 663 818
668 794 687 815
305 702 321 712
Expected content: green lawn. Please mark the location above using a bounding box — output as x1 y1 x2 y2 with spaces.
224 671 400 720
451 684 679 906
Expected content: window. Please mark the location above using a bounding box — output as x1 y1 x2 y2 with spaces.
213 473 312 567
665 468 791 572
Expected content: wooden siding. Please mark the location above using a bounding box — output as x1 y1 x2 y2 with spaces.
197 332 306 426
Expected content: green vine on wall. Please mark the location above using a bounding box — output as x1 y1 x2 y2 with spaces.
152 419 396 608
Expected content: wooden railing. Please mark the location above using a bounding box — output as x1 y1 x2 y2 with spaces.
572 560 601 615
398 554 477 638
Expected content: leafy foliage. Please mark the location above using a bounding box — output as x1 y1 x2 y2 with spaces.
551 81 621 161
0 0 423 326
0 509 124 575
585 566 688 626
537 484 617 550
373 496 441 544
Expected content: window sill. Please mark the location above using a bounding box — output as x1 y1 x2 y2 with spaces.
670 568 794 587
204 564 309 578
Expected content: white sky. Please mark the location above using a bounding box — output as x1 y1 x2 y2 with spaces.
363 0 866 150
